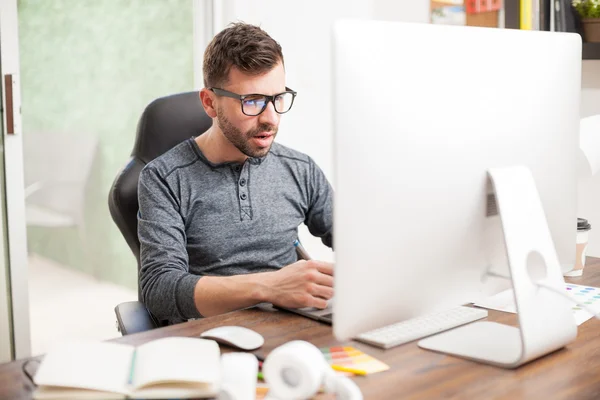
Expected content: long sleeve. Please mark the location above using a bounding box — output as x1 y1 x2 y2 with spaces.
304 158 334 248
137 166 202 324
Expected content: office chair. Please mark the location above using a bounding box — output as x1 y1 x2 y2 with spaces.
108 91 212 335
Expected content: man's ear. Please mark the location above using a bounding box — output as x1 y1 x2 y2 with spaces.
200 88 218 119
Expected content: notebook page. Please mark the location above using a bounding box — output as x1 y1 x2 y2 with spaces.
34 341 134 394
132 337 220 390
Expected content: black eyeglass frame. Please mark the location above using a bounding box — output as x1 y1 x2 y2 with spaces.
209 87 297 116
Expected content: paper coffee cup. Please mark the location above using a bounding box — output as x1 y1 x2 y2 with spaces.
564 218 592 277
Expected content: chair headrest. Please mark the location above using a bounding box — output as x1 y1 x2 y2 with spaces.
132 91 212 163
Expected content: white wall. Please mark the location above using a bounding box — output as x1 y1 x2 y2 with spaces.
578 61 600 257
371 0 429 23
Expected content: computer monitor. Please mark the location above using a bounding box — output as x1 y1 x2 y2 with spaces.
331 21 581 341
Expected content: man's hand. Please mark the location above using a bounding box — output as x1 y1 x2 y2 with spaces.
262 260 334 309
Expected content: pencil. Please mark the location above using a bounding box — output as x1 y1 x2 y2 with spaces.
331 364 367 376
294 239 312 261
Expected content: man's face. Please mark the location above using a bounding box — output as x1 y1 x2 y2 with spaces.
215 62 286 158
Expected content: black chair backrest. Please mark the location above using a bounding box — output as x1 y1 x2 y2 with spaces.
108 91 212 300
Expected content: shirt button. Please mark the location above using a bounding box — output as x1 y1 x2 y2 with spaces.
234 165 241 172
239 178 246 187
240 193 247 200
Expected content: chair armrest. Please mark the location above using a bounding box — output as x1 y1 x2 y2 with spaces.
114 301 159 335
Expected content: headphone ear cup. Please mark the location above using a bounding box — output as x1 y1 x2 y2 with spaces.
262 341 328 399
322 367 337 393
324 374 363 400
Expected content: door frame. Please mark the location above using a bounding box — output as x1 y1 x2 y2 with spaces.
192 0 217 90
0 0 31 362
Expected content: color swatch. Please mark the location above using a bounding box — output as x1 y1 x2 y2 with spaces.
320 346 389 375
565 283 600 325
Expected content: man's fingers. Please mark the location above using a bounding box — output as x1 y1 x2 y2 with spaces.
310 296 328 309
313 273 334 288
313 284 334 300
312 261 334 276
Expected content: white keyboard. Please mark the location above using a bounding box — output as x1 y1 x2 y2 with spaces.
354 306 488 349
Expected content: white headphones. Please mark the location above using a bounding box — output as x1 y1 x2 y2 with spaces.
262 340 363 400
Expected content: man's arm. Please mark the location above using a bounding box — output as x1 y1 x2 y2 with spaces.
305 158 334 248
193 260 334 317
138 166 201 323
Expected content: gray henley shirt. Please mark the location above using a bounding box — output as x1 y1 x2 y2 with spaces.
138 138 334 324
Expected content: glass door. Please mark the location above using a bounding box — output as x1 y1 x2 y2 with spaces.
16 0 207 356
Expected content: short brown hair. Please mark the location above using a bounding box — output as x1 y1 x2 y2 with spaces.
203 22 284 88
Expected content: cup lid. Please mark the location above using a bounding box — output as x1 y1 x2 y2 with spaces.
578 218 591 231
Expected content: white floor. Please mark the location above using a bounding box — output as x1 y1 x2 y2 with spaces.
27 254 138 356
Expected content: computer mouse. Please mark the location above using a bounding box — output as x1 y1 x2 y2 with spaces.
200 326 265 351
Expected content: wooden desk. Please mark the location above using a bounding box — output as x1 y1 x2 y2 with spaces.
3 259 600 399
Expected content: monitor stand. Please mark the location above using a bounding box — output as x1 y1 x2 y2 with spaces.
418 166 577 368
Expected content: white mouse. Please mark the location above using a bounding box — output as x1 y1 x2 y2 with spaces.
200 326 265 351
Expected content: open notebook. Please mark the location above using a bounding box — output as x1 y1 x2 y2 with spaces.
33 337 220 399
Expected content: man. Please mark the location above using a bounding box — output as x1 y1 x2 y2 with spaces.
138 22 334 325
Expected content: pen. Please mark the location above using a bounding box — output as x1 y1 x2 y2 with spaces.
294 239 312 261
331 364 367 376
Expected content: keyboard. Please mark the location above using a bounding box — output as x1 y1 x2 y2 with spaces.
354 306 488 349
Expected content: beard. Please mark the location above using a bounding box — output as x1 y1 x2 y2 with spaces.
216 106 278 158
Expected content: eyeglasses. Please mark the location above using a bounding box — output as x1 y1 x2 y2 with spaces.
209 87 297 116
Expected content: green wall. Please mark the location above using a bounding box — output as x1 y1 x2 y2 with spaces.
18 0 195 289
